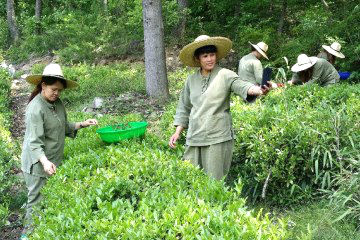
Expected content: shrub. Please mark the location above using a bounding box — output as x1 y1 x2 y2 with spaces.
0 69 17 228
323 154 360 224
30 112 289 239
30 63 146 109
229 83 360 204
160 83 360 205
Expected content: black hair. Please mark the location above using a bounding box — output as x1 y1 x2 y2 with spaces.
251 46 257 52
28 76 67 103
194 45 217 59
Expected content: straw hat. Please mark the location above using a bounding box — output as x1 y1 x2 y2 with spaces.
249 41 269 60
179 35 232 67
291 54 318 72
26 63 79 89
322 42 345 58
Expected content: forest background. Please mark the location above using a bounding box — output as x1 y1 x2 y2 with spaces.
1 0 360 239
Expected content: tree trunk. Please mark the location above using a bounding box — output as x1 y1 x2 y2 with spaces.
103 0 108 12
321 0 329 9
142 0 169 100
35 0 42 34
6 0 20 43
174 0 188 38
277 0 287 35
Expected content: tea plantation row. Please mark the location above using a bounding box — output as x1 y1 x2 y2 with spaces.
0 69 18 228
162 83 360 205
31 113 289 239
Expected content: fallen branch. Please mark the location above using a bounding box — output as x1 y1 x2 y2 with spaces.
262 169 272 199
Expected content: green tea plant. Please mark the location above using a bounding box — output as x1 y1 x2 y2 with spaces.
30 112 290 239
322 153 360 224
160 83 360 205
229 83 360 204
30 63 146 109
0 69 18 228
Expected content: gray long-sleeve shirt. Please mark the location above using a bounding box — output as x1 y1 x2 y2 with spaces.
21 94 77 177
291 58 339 86
238 53 263 85
174 66 255 146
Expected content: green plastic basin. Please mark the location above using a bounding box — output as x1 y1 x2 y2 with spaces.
96 121 148 143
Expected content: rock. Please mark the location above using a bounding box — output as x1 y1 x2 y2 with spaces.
82 107 94 113
10 80 21 90
93 97 104 109
8 64 16 77
21 74 29 79
1 61 8 69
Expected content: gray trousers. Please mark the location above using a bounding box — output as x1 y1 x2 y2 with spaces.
22 173 47 234
183 140 234 180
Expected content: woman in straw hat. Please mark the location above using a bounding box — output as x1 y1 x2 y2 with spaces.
168 35 268 180
20 63 97 239
237 41 274 87
317 42 345 65
288 54 339 86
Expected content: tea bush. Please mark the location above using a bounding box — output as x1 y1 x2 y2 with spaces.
229 84 360 204
161 83 360 204
0 69 17 228
323 154 360 224
30 63 146 108
30 112 289 239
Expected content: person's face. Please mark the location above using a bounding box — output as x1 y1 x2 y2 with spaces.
41 81 64 102
198 52 217 72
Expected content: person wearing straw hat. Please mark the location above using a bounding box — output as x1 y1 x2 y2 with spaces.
20 63 98 239
168 35 268 180
238 41 272 86
288 54 339 86
317 42 345 65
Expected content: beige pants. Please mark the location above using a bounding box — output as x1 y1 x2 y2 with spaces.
183 140 234 180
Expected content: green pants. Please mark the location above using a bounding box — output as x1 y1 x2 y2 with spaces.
22 173 47 234
183 140 234 180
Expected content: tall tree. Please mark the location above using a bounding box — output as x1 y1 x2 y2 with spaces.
174 0 188 38
35 0 42 34
277 0 287 35
142 0 169 99
6 0 19 43
103 0 108 12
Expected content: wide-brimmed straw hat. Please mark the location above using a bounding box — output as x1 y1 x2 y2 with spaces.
179 35 232 67
322 42 345 59
26 63 79 89
249 41 269 60
291 54 318 72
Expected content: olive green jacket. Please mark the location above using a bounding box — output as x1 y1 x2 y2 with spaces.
237 53 263 85
174 66 255 146
317 51 330 62
291 58 339 86
21 94 77 177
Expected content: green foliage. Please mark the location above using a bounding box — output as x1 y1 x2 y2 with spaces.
322 154 360 224
283 201 360 240
160 83 360 205
228 83 360 204
30 112 289 239
30 62 145 108
0 69 18 229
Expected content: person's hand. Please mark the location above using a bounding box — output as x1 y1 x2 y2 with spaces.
248 85 268 96
82 119 98 128
169 133 180 149
40 156 56 175
268 81 278 88
261 85 270 95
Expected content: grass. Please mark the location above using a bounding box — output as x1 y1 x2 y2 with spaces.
282 201 360 240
